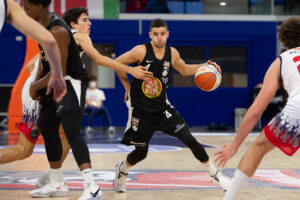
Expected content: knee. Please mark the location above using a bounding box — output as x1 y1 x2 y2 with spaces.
252 135 271 155
128 147 148 165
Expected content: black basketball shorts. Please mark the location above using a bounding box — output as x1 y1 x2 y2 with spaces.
121 104 189 146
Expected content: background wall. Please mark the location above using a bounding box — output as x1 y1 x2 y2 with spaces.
0 19 277 128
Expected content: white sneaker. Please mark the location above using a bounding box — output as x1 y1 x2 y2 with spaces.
36 172 50 188
209 170 231 191
113 161 128 193
78 186 104 200
29 180 69 197
85 126 94 134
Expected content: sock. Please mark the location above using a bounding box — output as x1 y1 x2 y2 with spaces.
120 161 130 174
204 159 218 176
50 168 64 183
223 169 249 200
82 168 99 192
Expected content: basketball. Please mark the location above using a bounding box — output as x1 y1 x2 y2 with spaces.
195 64 221 91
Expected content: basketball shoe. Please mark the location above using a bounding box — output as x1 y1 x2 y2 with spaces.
209 170 231 191
113 161 128 192
78 184 104 200
29 180 69 197
36 171 50 188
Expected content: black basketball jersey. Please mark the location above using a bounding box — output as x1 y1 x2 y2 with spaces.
38 13 88 91
130 42 173 112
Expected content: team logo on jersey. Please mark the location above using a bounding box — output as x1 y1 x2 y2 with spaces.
142 77 162 98
131 117 139 131
162 61 170 77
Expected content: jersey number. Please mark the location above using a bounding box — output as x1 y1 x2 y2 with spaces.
293 55 300 74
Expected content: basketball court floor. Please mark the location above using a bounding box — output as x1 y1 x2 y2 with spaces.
0 127 300 200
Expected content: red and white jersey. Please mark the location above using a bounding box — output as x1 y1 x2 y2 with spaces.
0 0 7 32
280 47 300 118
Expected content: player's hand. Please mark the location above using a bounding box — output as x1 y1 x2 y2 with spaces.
29 83 40 101
206 60 222 74
47 75 66 102
130 66 153 80
213 143 238 168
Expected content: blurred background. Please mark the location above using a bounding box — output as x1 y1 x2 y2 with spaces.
0 0 297 134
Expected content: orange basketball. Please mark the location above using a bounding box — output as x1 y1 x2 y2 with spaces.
195 64 221 91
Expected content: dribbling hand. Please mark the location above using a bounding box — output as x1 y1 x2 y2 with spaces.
206 60 222 74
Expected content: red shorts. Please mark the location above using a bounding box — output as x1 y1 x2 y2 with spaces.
264 112 300 156
18 121 40 144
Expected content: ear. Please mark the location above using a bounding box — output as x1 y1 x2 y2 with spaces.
70 21 77 29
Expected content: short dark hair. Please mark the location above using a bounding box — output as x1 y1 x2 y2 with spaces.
89 75 98 81
150 18 168 30
278 17 300 49
27 0 51 7
63 7 89 28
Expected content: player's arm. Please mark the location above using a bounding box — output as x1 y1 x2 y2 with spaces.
30 26 70 99
25 53 39 73
171 48 221 76
214 58 281 167
74 33 152 80
115 45 146 101
6 0 66 102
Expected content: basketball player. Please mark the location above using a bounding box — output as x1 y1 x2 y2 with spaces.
214 16 300 200
1 0 65 102
33 6 153 188
113 18 230 193
0 55 70 183
22 0 102 199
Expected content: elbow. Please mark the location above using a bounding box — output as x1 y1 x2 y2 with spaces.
41 34 57 49
251 107 263 119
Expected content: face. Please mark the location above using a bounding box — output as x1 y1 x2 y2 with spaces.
23 0 42 21
149 27 169 48
89 81 97 89
72 13 92 35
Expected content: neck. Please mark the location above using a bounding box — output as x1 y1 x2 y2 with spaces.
37 10 52 28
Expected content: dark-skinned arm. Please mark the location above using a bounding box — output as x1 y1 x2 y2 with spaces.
30 26 70 100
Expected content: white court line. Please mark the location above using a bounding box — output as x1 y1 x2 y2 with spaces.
68 181 215 188
192 132 261 137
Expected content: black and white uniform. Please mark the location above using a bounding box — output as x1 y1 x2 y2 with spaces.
0 0 7 32
122 42 209 165
38 13 90 166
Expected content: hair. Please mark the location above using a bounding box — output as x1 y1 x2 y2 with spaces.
89 75 98 81
150 18 168 30
63 7 89 28
278 17 300 49
27 0 51 7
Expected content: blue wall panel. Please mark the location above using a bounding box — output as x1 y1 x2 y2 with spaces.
0 19 277 127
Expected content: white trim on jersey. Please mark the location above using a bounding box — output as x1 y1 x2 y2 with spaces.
64 75 82 106
0 0 7 32
125 90 134 132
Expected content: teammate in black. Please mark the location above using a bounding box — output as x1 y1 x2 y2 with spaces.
23 0 103 199
1 0 66 102
113 18 231 193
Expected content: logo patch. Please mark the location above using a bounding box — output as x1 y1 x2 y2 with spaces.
142 78 162 98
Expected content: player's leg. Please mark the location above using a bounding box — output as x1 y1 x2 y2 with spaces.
36 125 70 188
223 131 275 200
29 103 69 198
0 133 34 164
114 144 149 192
114 107 155 193
61 110 103 200
159 105 230 190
